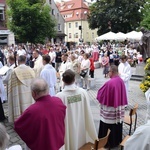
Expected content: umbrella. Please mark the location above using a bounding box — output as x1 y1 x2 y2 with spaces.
96 31 117 41
116 32 127 41
126 31 143 40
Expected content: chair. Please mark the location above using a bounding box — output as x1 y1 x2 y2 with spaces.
124 103 138 135
120 135 130 150
79 129 111 150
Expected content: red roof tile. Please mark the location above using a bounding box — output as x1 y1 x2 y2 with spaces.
57 0 89 22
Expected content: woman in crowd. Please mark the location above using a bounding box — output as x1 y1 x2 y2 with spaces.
101 53 109 78
80 53 90 90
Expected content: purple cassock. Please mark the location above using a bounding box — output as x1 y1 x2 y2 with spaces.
14 95 66 150
97 75 128 108
97 75 128 148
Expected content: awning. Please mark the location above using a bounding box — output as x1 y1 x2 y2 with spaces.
56 32 67 37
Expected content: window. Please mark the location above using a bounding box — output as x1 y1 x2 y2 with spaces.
69 23 71 28
49 0 51 4
75 22 78 28
68 4 73 9
69 33 71 38
75 33 78 38
57 13 59 19
0 10 4 20
58 24 61 31
92 32 94 38
52 9 55 15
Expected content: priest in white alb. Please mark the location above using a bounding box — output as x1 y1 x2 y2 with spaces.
56 69 97 150
40 55 57 96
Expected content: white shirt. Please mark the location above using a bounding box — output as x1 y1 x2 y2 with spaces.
81 59 90 70
49 51 56 63
17 49 26 56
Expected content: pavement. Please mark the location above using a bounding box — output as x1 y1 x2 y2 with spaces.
1 65 147 150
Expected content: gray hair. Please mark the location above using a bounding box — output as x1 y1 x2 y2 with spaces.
31 78 49 95
18 55 26 63
0 124 9 150
110 65 118 73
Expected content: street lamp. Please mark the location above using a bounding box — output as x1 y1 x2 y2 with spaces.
76 11 87 43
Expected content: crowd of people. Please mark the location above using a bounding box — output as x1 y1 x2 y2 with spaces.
0 41 146 150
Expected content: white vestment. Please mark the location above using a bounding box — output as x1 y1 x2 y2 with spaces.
3 63 15 84
59 61 73 89
124 120 150 150
8 64 35 122
40 64 57 96
56 84 97 150
118 61 131 99
33 55 43 77
0 62 6 102
145 88 150 123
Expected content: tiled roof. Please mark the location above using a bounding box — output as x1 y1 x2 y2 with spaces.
56 0 89 22
0 0 5 4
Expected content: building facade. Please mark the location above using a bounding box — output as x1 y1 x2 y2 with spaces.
57 0 98 44
0 0 15 46
47 0 66 43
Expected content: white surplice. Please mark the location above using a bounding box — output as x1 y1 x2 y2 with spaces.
59 61 73 89
40 64 57 96
124 120 150 150
3 63 15 84
56 84 97 150
0 62 6 103
118 61 131 99
33 55 43 77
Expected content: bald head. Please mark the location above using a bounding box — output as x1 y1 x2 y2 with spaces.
31 78 49 100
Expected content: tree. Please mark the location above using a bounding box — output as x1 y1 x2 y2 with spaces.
7 0 56 44
140 0 150 30
88 0 145 35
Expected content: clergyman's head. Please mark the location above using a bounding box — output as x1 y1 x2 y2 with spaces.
62 69 75 85
31 78 49 100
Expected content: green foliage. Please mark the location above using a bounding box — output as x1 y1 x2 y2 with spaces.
7 0 56 44
88 0 144 35
140 0 150 30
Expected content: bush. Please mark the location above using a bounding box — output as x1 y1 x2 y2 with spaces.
140 58 150 93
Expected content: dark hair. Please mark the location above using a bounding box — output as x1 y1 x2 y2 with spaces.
84 53 89 59
34 50 39 54
42 55 51 64
62 53 68 57
120 54 127 60
62 69 75 85
8 55 15 62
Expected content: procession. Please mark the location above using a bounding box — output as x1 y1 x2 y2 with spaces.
0 0 150 150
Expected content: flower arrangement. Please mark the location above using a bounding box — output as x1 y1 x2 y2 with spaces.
140 58 150 93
